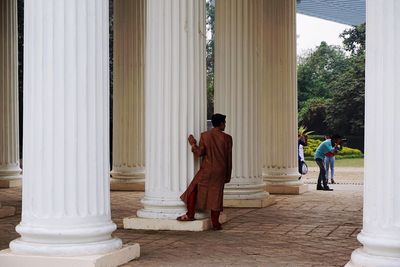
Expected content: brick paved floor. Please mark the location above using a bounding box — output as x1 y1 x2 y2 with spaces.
304 167 364 185
0 171 363 267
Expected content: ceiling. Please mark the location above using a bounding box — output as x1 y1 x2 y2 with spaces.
297 0 366 26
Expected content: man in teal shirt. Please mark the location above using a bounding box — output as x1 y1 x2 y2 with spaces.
314 134 341 191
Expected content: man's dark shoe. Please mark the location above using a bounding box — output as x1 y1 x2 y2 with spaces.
323 187 333 191
317 186 324 190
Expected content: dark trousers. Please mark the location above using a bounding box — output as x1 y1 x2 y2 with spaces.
186 185 221 227
315 158 328 189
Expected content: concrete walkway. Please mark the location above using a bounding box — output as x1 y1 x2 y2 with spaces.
0 170 363 266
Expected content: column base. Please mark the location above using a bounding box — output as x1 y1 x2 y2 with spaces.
0 206 15 219
123 213 227 231
0 178 22 188
223 195 275 208
224 182 271 207
110 170 145 191
346 248 400 267
0 244 140 267
110 180 144 191
266 184 308 195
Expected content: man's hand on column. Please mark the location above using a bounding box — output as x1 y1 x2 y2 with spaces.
188 134 197 146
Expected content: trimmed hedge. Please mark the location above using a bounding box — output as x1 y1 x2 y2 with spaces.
303 138 363 159
308 135 365 152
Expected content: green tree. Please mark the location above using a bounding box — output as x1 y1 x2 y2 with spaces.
206 0 215 119
297 42 348 109
326 24 365 136
298 97 330 134
340 23 365 55
325 54 365 136
297 42 349 134
297 22 366 138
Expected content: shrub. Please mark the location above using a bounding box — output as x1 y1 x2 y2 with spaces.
303 138 321 157
303 138 363 158
337 146 363 156
308 135 326 141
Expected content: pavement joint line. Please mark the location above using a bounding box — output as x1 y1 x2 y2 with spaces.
327 225 341 236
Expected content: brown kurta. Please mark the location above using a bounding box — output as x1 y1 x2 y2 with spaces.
181 128 233 211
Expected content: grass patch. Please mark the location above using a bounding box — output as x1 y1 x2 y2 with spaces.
305 157 364 168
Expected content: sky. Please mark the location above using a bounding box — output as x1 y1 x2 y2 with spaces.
296 14 351 56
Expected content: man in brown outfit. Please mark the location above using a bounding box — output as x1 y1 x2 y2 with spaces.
177 113 233 230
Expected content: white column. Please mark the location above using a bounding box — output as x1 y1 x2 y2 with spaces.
0 0 22 188
215 0 273 208
111 0 145 191
347 1 400 266
261 0 307 195
8 0 122 256
137 0 206 219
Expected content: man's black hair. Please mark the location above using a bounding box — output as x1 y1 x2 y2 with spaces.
211 113 226 127
331 134 342 140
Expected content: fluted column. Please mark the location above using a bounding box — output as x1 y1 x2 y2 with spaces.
346 1 400 266
136 0 206 219
0 0 22 188
261 0 307 195
8 0 122 256
111 0 146 191
215 0 273 208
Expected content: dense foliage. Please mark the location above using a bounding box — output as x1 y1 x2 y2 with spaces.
206 0 215 119
298 42 348 105
298 97 330 135
298 24 365 140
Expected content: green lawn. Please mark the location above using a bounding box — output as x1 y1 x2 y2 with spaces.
305 157 364 168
